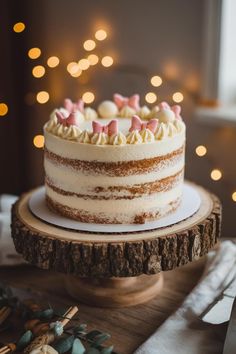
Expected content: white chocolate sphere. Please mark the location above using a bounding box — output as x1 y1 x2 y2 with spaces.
156 109 175 123
84 107 98 121
98 100 118 118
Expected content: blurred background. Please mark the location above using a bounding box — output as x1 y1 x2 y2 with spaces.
0 0 235 236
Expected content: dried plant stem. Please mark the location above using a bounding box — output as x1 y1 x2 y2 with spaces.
0 307 11 325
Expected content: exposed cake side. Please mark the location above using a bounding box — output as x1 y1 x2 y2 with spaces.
43 95 186 224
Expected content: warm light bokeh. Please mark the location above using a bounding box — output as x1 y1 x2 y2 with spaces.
36 91 49 104
32 65 45 78
83 39 96 51
87 54 99 65
145 92 157 104
150 76 162 87
0 103 8 116
101 56 113 67
232 192 236 202
13 22 25 33
33 135 45 148
82 92 95 104
172 92 184 103
47 56 60 68
210 169 222 181
95 29 107 41
28 47 41 59
78 59 90 70
195 145 207 157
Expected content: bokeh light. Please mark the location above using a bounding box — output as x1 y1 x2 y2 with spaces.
32 65 45 78
232 192 236 202
210 169 222 181
0 103 8 116
78 59 90 70
195 145 207 157
28 47 41 59
150 76 162 87
145 92 157 104
33 135 45 148
82 92 95 104
101 56 113 67
13 22 25 33
83 40 96 51
172 92 184 103
87 54 99 66
36 91 49 104
95 29 107 41
47 56 60 68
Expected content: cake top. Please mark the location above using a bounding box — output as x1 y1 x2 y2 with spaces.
45 93 185 146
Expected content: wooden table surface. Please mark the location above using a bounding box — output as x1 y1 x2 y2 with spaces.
0 257 206 354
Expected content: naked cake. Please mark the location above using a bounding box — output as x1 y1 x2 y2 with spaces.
44 94 186 224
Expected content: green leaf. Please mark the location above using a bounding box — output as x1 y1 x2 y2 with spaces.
71 338 85 354
100 346 114 354
16 330 33 350
85 349 100 354
92 333 111 347
86 330 102 341
32 308 54 319
54 335 75 354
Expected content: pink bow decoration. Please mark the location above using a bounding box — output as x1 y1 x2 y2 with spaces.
129 115 158 133
56 111 80 127
92 119 118 136
64 98 84 113
159 101 182 120
113 93 140 111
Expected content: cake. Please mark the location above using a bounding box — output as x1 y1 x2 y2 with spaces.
44 94 186 224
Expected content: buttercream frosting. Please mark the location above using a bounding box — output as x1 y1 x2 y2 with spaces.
137 106 151 120
77 130 91 143
91 132 108 145
140 128 155 143
84 107 98 121
119 105 136 118
109 132 127 145
126 130 142 144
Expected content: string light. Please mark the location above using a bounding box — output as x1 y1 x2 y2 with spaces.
82 92 95 103
13 22 25 33
33 135 44 148
95 29 107 41
172 92 184 103
101 56 113 67
28 48 41 59
47 56 60 68
210 169 222 181
195 145 207 157
36 91 49 104
0 103 8 116
78 59 90 70
32 65 45 78
145 92 157 104
70 67 82 78
232 192 236 202
87 54 99 65
83 40 96 51
150 76 162 87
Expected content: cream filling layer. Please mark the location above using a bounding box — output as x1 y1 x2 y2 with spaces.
44 128 185 162
44 157 185 193
45 185 182 215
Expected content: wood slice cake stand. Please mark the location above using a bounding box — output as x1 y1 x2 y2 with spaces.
11 183 221 307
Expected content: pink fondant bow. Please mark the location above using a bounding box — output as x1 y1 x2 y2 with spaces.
129 115 159 133
64 98 84 113
113 93 140 111
158 101 182 120
56 111 79 127
92 119 118 136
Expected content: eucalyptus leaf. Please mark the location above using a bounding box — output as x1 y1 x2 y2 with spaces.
54 335 75 354
86 330 102 341
71 338 85 354
33 308 54 319
100 346 114 354
16 330 33 350
84 349 100 354
92 333 111 347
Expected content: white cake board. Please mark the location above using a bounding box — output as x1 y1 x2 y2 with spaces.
28 182 201 234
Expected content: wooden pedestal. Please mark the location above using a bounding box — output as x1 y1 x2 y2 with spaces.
11 182 221 307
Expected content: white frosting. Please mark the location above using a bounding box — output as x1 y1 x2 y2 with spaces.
148 106 160 119
137 106 151 119
91 132 108 145
156 109 175 123
109 132 127 145
84 107 97 121
140 129 155 143
98 101 118 118
62 125 82 140
155 123 169 140
126 130 142 144
119 106 136 118
77 130 91 143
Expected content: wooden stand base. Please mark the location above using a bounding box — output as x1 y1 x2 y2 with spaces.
65 274 163 308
